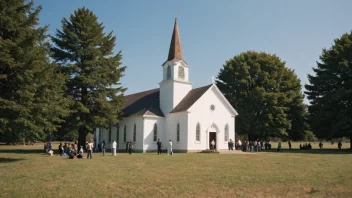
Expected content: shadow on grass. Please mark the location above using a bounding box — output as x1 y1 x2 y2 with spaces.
0 149 45 154
0 157 25 163
263 148 352 154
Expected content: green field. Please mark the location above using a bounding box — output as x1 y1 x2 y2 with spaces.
0 142 351 197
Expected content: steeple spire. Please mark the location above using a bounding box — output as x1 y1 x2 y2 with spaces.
166 15 184 62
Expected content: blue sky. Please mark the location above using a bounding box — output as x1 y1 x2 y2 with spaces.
34 0 352 104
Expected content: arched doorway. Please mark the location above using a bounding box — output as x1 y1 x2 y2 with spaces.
206 123 220 150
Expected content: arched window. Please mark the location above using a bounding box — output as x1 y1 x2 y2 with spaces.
99 128 102 142
108 127 112 143
196 123 200 142
178 66 184 80
133 123 136 142
224 124 229 142
153 124 157 142
177 123 180 142
123 125 127 142
167 66 171 79
116 123 120 142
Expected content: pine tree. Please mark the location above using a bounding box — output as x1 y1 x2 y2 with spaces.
0 0 70 143
217 51 307 141
51 7 126 148
305 31 352 149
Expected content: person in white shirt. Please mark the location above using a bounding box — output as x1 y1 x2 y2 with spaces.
112 140 117 156
211 140 215 151
168 139 173 155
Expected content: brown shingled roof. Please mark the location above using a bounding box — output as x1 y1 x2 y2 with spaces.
170 84 212 113
122 88 164 117
162 18 185 66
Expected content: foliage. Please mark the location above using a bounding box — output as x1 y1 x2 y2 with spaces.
51 7 126 147
217 51 306 140
304 130 316 142
0 0 70 142
305 31 352 148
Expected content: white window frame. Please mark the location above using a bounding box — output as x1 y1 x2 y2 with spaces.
133 123 136 142
196 123 201 143
153 124 157 142
224 124 229 142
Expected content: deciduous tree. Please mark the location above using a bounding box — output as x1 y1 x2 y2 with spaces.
217 51 306 141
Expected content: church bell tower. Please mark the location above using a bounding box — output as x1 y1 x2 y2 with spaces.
159 16 192 115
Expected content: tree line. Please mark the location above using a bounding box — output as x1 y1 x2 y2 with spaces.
0 0 351 149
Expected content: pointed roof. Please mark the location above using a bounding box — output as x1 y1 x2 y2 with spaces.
170 84 212 113
164 17 185 65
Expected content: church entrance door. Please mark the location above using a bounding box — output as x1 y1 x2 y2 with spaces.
209 132 216 150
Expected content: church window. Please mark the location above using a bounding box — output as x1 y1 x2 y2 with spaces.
224 124 229 142
116 124 120 142
153 124 157 142
108 127 112 143
133 123 136 142
99 128 102 142
123 125 127 142
167 66 171 80
196 123 200 142
178 66 184 80
177 123 180 142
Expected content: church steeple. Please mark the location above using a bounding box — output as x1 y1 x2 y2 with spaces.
166 16 184 62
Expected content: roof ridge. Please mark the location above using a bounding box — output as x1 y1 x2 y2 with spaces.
123 88 159 97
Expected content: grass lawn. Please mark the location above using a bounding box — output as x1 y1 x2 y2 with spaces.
0 142 351 197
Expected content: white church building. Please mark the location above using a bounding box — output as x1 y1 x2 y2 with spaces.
95 18 238 152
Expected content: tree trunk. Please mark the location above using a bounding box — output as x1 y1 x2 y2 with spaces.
350 137 352 150
78 127 87 151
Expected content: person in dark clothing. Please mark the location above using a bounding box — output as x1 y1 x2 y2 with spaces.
58 143 63 156
157 139 162 154
319 142 323 149
127 141 133 154
288 140 292 150
338 141 342 149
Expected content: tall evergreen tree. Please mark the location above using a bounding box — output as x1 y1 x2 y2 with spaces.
217 51 306 141
305 31 352 149
51 7 126 147
0 0 70 143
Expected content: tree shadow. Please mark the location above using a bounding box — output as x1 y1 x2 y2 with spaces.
0 158 25 163
0 149 45 154
263 148 352 154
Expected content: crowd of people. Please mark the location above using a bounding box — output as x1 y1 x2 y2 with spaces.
44 138 346 158
44 138 174 159
232 139 275 152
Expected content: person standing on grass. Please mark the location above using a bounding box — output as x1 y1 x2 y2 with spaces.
127 141 133 155
157 139 162 154
58 143 63 156
101 140 106 156
338 141 342 149
168 139 173 155
87 140 94 159
44 142 47 153
288 140 292 150
277 142 281 152
238 140 242 150
112 140 117 156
